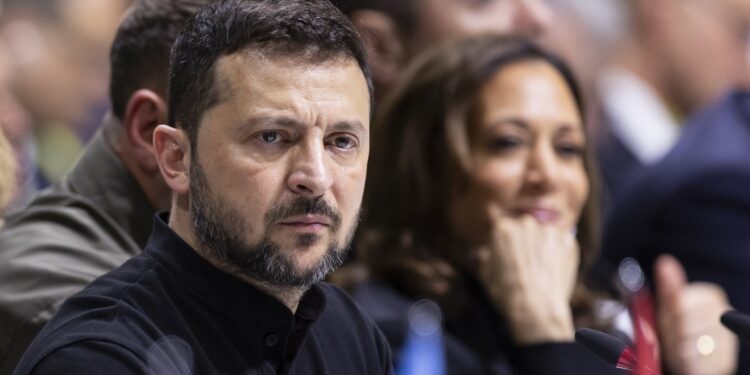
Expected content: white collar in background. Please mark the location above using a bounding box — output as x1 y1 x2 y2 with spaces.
598 68 680 165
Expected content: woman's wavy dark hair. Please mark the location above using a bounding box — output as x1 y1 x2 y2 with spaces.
358 35 602 324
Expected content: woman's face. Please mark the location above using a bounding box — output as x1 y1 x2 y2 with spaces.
451 59 589 247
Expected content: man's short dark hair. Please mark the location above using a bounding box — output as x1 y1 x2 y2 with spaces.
168 0 372 142
329 0 416 32
109 0 213 120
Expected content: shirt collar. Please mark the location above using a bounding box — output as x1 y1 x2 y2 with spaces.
144 212 327 324
598 67 680 165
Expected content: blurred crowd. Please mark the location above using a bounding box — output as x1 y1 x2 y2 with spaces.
0 0 132 208
0 0 749 374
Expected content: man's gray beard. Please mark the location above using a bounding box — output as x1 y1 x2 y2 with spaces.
189 158 356 288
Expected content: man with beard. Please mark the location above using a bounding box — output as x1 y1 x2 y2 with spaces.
13 0 391 374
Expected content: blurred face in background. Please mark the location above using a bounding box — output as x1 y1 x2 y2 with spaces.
348 0 553 104
0 39 30 206
451 59 589 248
407 0 552 57
0 0 130 126
0 128 16 216
659 0 750 112
0 40 32 147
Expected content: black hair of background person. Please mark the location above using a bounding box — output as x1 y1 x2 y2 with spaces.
110 0 215 120
167 0 373 143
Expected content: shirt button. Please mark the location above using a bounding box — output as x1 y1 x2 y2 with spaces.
265 333 279 347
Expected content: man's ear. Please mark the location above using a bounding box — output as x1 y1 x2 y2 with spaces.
349 9 405 89
123 89 168 173
153 124 190 196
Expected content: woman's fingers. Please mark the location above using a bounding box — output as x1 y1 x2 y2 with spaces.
482 214 578 344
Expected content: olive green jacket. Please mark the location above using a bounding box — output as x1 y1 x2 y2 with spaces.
0 123 153 375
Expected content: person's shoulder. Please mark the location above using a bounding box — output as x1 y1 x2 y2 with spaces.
0 182 138 263
658 91 750 176
609 91 750 214
15 263 166 374
0 187 141 336
15 337 148 375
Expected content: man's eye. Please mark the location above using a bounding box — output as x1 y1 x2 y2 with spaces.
259 131 280 143
332 136 356 150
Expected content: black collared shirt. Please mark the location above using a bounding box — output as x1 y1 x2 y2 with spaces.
14 215 393 375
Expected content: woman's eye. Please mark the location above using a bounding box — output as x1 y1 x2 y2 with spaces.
490 136 522 151
259 131 280 143
557 144 584 158
331 136 357 150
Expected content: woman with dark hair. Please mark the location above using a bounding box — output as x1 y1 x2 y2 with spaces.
352 35 736 374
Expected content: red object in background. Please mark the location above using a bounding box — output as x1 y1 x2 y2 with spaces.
629 281 661 374
618 258 661 375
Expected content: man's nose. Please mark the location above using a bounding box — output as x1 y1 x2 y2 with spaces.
513 0 553 38
286 141 334 198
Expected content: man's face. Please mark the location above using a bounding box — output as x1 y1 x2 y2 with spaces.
188 53 370 287
660 0 750 112
408 0 551 56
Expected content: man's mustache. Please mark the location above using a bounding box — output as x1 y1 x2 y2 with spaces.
265 197 342 231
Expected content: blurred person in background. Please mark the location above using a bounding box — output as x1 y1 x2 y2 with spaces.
544 0 750 372
537 0 624 130
0 1 212 373
329 0 554 287
330 0 552 105
0 21 34 209
352 35 736 375
0 17 19 221
601 44 750 375
544 0 750 207
0 130 15 224
602 89 750 373
0 0 131 195
544 1 750 371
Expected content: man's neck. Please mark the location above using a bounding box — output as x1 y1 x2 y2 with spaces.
238 277 307 313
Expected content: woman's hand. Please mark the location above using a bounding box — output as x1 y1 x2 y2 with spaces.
655 254 737 375
478 210 579 345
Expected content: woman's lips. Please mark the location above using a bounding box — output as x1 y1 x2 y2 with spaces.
514 208 560 223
